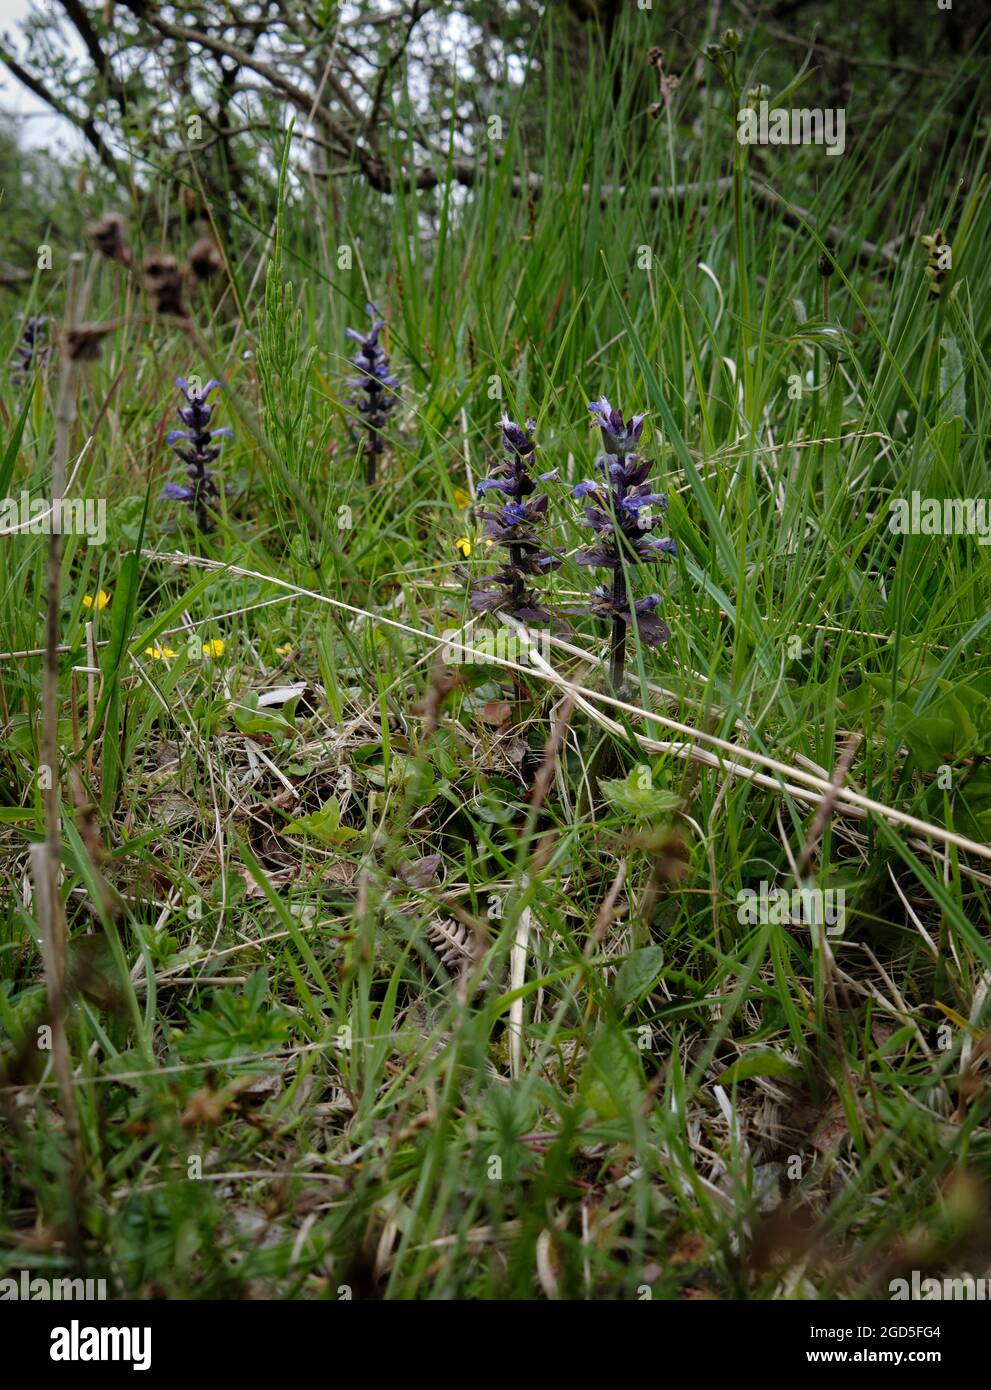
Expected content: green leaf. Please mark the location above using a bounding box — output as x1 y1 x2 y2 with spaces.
581 1023 646 1121
599 769 681 821
0 396 31 499
231 692 296 742
719 1050 800 1085
614 946 664 1007
8 713 74 755
939 334 967 422
283 796 361 844
893 698 974 769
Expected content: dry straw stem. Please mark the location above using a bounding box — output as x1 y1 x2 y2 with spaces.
508 886 532 1081
39 253 87 1262
795 731 863 881
507 702 577 1076
141 550 991 868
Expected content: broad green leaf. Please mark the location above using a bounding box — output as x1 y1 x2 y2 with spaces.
614 946 665 1007
599 769 681 821
939 334 967 422
283 796 360 844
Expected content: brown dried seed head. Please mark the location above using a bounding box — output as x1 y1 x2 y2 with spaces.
66 323 116 361
87 213 132 265
187 237 223 281
143 253 187 317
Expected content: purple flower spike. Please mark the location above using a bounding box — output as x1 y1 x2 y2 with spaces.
10 317 49 386
347 302 399 484
501 417 537 462
570 397 675 686
163 376 231 534
469 417 562 626
588 398 647 456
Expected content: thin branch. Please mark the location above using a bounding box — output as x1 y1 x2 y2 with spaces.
57 0 137 110
0 45 122 178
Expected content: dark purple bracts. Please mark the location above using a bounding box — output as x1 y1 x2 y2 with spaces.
471 417 561 624
10 317 49 386
347 303 398 484
569 398 675 685
163 377 230 534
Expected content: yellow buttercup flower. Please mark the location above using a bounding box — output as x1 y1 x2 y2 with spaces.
275 642 293 656
83 589 110 611
202 639 225 658
145 646 175 661
455 536 472 558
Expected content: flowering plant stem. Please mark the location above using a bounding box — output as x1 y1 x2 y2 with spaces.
609 564 627 690
571 400 675 689
608 470 629 689
366 438 381 487
509 542 525 608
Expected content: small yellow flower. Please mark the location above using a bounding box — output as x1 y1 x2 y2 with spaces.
275 642 293 657
453 487 472 510
455 536 472 558
145 646 175 661
202 639 225 658
83 589 110 611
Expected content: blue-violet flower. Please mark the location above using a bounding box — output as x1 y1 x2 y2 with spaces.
162 377 231 534
570 398 675 686
471 417 561 623
10 317 49 386
347 303 398 484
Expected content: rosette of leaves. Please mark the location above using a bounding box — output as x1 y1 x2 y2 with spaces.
471 416 561 623
570 399 676 688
